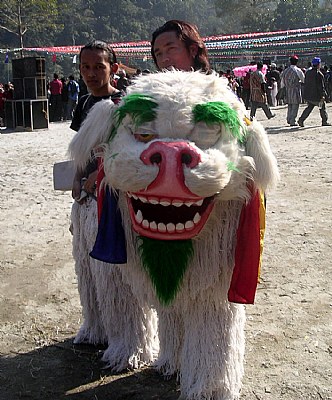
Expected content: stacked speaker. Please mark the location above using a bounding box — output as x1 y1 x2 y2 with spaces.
6 57 49 130
12 57 47 100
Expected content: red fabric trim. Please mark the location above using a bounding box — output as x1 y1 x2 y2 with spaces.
228 190 261 304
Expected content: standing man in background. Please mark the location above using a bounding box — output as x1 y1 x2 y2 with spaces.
249 61 275 121
66 75 80 120
281 55 305 126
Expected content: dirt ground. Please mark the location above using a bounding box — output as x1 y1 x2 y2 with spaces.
0 103 331 400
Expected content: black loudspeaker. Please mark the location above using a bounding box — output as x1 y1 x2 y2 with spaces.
13 77 47 100
22 100 49 130
4 101 15 129
5 100 49 130
12 78 24 99
12 57 46 79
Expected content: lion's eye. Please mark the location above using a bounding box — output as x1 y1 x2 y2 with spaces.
134 133 158 143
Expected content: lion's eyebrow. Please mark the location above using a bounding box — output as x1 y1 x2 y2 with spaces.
109 94 158 142
192 102 245 144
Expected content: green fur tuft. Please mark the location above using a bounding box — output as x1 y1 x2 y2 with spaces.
193 102 245 144
109 94 158 142
138 237 193 305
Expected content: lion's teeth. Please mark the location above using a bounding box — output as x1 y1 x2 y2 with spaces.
193 213 201 224
132 194 138 200
138 196 147 203
195 199 203 206
150 221 157 231
142 219 149 228
160 200 171 206
135 210 143 224
172 200 183 207
175 223 185 232
149 198 159 205
166 223 176 233
158 223 166 232
185 221 194 230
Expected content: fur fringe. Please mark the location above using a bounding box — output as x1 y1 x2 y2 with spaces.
68 99 117 171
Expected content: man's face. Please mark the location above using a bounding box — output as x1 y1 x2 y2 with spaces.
153 31 197 71
79 49 111 95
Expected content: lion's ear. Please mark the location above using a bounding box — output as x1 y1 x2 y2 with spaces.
245 121 279 191
68 99 117 171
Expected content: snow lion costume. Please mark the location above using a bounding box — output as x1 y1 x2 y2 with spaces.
69 70 279 400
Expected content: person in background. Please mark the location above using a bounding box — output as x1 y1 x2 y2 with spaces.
266 63 281 106
242 69 251 109
228 75 239 94
49 73 63 122
4 82 14 100
298 57 331 127
66 75 80 120
78 75 88 99
60 77 68 121
151 19 210 72
249 61 275 120
325 65 332 102
116 69 130 93
280 55 305 126
269 77 278 107
0 85 5 127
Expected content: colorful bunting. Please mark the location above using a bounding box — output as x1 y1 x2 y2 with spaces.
1 24 332 63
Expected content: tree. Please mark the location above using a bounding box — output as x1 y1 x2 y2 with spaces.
0 0 59 55
213 0 277 33
273 0 321 30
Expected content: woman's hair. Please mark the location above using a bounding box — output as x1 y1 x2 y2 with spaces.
151 20 210 72
79 40 117 65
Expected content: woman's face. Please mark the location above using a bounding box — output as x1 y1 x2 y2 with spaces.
80 49 112 96
153 31 198 71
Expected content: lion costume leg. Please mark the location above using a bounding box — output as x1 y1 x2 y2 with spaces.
71 199 107 344
179 294 245 400
93 262 158 371
155 306 184 377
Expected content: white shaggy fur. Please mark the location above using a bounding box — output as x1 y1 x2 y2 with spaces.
70 197 158 370
69 70 279 400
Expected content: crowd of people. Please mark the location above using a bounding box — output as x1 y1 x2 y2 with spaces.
223 57 331 126
36 55 332 129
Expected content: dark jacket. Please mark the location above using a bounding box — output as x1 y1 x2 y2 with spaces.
303 67 326 103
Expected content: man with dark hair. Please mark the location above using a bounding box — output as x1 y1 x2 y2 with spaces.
249 62 275 120
281 55 305 126
298 57 331 127
151 19 210 72
66 74 79 120
49 73 63 122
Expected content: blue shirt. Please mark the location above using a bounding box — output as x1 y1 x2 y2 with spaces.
67 80 80 101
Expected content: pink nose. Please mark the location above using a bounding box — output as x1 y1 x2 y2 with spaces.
141 141 200 168
140 141 201 198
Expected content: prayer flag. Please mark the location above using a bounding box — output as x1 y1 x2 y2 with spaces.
4 53 9 64
72 55 77 64
52 54 56 63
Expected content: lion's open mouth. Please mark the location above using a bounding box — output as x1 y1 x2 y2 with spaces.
127 193 215 240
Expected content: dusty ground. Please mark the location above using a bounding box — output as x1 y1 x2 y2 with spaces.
0 103 331 400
